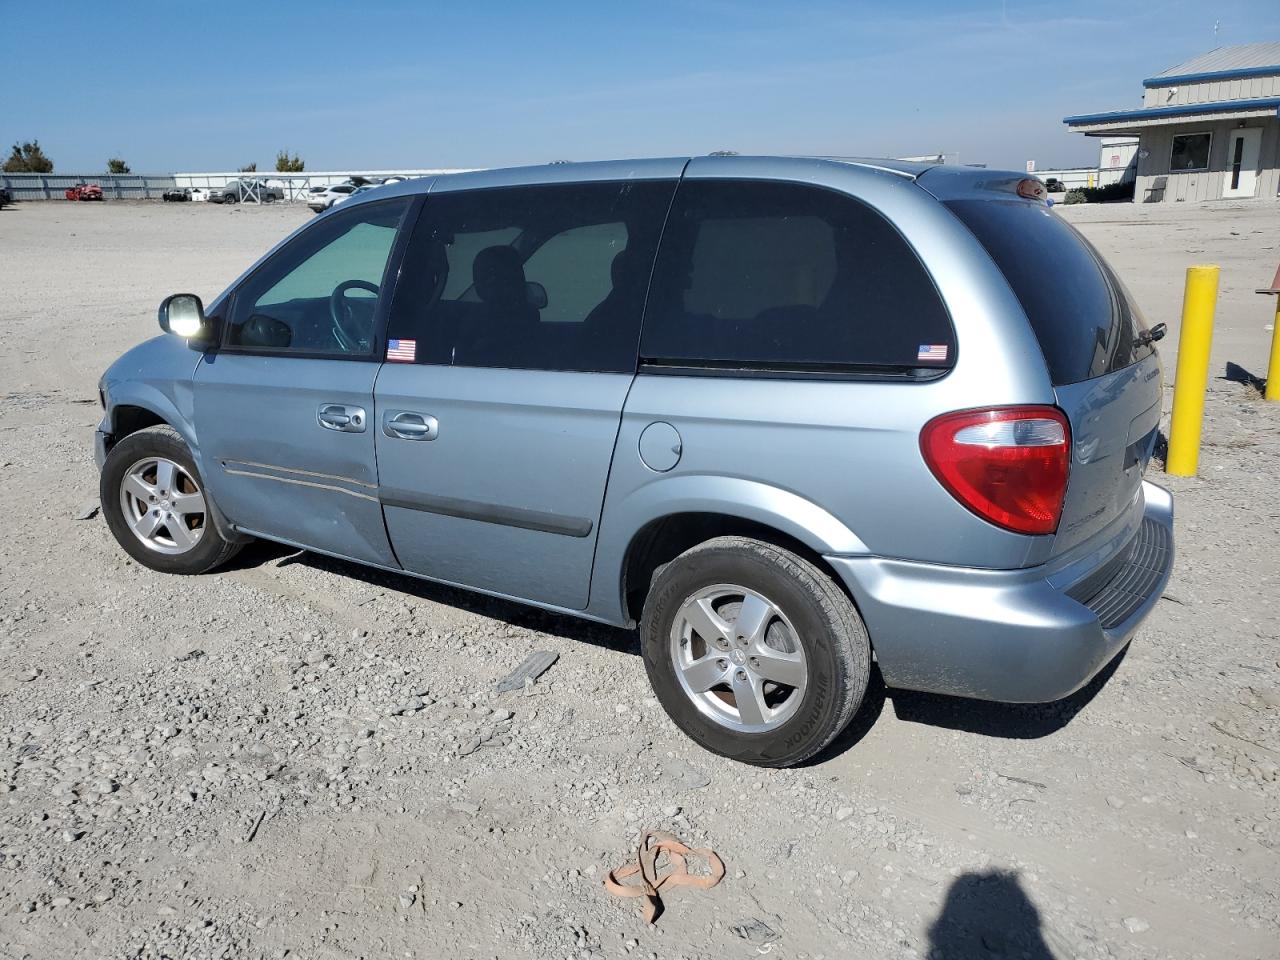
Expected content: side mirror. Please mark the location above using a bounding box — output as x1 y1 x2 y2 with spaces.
158 293 210 340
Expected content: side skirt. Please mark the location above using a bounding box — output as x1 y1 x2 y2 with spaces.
229 526 633 630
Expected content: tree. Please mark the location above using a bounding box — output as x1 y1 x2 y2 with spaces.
275 150 304 173
107 157 130 174
3 140 54 173
239 162 257 173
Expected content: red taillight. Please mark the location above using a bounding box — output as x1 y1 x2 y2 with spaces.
920 406 1070 536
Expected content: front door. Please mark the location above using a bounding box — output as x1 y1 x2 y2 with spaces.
194 197 414 565
1223 128 1262 198
374 174 678 609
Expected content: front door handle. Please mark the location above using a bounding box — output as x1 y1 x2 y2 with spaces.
318 403 366 433
383 410 439 441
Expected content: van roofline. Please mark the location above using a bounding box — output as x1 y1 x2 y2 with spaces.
366 155 1029 203
411 155 952 186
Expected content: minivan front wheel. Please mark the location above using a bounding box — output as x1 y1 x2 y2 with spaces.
100 425 242 574
641 536 870 767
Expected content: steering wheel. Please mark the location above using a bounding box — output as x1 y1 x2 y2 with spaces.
329 279 380 353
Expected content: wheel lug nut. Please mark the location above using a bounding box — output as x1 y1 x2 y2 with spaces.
735 670 748 681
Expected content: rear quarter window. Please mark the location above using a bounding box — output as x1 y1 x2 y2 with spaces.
943 199 1154 385
641 179 955 375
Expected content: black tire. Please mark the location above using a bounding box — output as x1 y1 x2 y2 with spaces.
100 425 242 575
640 536 870 767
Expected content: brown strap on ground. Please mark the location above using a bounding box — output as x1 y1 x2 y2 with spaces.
603 830 725 924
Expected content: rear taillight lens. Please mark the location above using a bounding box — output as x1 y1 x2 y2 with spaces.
920 406 1070 535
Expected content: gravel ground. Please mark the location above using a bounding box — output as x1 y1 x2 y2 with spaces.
0 197 1277 960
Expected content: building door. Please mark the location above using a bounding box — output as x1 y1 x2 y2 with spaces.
1223 128 1262 199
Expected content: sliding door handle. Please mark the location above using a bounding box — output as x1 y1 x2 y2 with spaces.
383 410 438 441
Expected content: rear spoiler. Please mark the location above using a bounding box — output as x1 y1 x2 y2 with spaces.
916 165 1049 203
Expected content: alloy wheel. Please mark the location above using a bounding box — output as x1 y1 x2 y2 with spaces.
118 457 207 555
669 584 808 733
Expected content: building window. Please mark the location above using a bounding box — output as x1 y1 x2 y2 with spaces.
1170 133 1211 172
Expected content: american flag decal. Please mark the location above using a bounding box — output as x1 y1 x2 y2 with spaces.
386 338 416 362
917 344 948 362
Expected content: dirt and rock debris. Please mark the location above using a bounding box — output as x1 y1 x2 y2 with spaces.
1 199 1278 959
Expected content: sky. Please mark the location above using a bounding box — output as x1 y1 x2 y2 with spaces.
4 0 1278 174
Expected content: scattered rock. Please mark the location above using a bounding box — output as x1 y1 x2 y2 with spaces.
731 918 780 945
496 650 559 693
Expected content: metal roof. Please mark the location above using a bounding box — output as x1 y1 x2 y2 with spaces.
1145 42 1280 86
1064 96 1280 130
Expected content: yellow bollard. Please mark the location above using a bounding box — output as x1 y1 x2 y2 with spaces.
1266 298 1280 402
1166 265 1220 477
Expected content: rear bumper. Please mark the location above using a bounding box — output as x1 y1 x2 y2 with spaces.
827 481 1174 703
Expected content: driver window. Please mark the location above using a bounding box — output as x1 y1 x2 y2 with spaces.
225 198 411 356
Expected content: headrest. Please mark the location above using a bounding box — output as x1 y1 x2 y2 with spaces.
473 245 527 304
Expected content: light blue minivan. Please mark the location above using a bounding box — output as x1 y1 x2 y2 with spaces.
95 156 1173 766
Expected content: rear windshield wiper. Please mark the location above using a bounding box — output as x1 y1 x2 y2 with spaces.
1135 323 1167 347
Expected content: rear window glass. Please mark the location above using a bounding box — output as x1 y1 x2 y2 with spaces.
944 199 1154 385
641 179 954 374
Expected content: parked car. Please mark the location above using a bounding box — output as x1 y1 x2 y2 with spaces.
306 183 357 213
1043 177 1065 193
209 180 284 203
163 187 192 202
0 185 11 208
65 183 104 201
93 156 1173 767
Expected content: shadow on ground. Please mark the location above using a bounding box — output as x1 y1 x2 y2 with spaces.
887 645 1127 740
1222 361 1266 396
228 539 639 655
926 869 1056 960
228 541 1126 756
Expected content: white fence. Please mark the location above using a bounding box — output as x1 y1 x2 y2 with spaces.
174 169 473 202
0 173 177 201
2 168 474 202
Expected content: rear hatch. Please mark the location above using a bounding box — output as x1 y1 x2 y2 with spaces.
942 196 1162 556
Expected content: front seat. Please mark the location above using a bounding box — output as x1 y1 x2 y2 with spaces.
465 245 540 364
584 247 638 329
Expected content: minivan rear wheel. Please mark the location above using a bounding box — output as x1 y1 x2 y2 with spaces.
640 536 870 767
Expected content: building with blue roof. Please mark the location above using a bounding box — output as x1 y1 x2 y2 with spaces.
1065 42 1280 203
